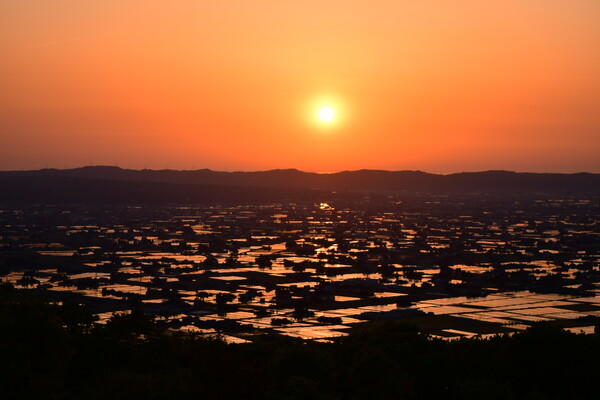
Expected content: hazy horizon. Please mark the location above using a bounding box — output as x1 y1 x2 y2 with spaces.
2 164 599 175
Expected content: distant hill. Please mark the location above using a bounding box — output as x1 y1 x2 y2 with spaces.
0 167 598 204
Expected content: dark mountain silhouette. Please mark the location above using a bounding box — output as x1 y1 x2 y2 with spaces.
0 175 328 205
1 166 598 204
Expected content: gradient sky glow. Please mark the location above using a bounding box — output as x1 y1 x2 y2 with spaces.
1 0 599 172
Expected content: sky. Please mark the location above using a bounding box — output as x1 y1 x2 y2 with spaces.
1 0 599 173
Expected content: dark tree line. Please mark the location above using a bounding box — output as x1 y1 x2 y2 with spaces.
1 283 598 400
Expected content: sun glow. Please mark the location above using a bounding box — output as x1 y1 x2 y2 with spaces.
318 106 335 122
306 95 346 130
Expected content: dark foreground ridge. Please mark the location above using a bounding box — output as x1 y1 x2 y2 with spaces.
1 166 599 204
1 284 598 400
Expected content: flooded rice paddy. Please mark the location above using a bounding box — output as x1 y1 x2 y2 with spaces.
1 193 598 340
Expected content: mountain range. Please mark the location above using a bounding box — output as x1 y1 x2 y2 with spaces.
0 166 598 204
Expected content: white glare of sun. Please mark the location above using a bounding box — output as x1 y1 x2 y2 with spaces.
318 107 335 122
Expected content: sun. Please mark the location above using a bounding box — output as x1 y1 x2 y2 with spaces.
318 106 335 122
306 96 344 129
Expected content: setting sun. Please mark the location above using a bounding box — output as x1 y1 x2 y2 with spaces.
318 107 335 122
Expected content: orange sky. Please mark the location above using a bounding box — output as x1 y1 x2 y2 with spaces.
1 1 599 172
